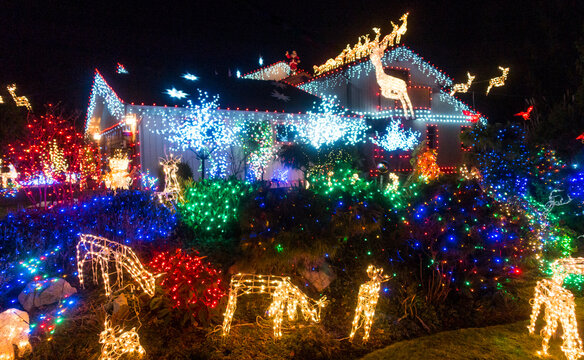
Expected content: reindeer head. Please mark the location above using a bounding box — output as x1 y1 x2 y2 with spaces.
7 84 16 93
400 13 409 22
498 67 510 78
312 295 329 322
466 72 476 84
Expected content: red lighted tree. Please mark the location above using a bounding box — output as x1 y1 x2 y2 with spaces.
5 105 100 206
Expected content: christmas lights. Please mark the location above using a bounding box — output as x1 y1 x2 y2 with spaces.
0 309 30 360
222 274 328 338
450 72 475 96
86 70 125 134
166 88 188 99
242 62 291 81
0 96 3 104
371 120 420 152
157 155 181 203
182 73 198 81
99 316 145 360
485 67 509 95
412 146 440 183
528 279 583 360
349 265 390 342
385 173 400 192
514 105 534 121
312 13 408 75
76 234 157 297
116 63 128 74
104 150 132 191
6 84 32 111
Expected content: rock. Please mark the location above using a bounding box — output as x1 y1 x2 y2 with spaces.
300 262 336 291
18 278 77 313
111 293 130 319
0 308 31 359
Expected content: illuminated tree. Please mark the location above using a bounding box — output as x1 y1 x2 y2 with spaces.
158 91 237 179
239 120 275 180
371 119 420 152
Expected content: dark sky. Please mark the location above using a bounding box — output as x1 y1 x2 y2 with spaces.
1 0 583 118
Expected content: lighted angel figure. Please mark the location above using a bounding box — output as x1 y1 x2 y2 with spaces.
349 265 390 342
222 274 328 338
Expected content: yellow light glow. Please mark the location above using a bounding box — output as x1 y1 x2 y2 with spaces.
6 84 32 111
103 150 132 191
157 155 182 204
459 165 482 182
450 72 475 96
386 173 399 192
313 13 408 76
349 265 390 342
99 316 145 360
528 278 584 360
485 67 509 95
0 160 18 189
124 114 137 127
93 133 102 141
0 96 3 104
0 309 30 360
76 234 156 297
222 274 328 338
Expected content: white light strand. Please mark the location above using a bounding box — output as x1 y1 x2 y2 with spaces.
76 234 157 297
371 119 420 152
222 274 328 338
86 71 125 134
157 155 182 204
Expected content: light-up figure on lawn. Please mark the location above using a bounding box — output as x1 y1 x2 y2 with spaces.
99 316 145 360
350 265 390 342
157 155 182 204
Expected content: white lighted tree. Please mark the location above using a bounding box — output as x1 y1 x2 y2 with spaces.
159 91 237 179
371 119 420 152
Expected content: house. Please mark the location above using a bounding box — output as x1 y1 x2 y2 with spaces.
85 44 482 184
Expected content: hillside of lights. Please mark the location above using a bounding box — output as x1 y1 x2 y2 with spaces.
1 9 584 360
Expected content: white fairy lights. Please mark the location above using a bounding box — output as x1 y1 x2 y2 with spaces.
103 150 132 191
6 84 32 111
165 88 188 99
157 155 182 203
86 70 125 134
450 72 475 96
222 274 328 338
485 67 509 95
99 316 145 360
182 73 198 81
76 234 156 297
371 119 420 152
350 265 390 342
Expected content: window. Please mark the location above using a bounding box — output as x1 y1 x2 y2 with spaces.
460 126 472 151
426 125 438 149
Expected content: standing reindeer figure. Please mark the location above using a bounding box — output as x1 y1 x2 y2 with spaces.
99 316 145 360
485 67 509 95
392 12 409 44
350 265 390 342
528 257 584 360
450 72 476 96
370 41 414 118
222 274 328 338
76 234 157 297
6 84 32 111
157 155 182 205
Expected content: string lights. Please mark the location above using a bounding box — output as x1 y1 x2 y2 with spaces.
165 88 188 99
450 72 475 96
157 155 182 204
98 316 145 360
371 120 420 152
76 234 157 297
0 309 31 360
103 150 132 191
6 84 32 111
222 274 328 338
349 265 390 342
485 67 510 95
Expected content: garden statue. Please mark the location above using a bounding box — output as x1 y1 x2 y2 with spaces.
350 265 390 342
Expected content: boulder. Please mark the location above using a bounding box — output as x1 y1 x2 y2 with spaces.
300 262 336 291
0 308 31 359
18 278 77 312
111 293 130 319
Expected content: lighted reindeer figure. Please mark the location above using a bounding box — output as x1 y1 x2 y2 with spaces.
99 316 145 360
6 84 32 111
528 257 584 360
157 155 182 205
485 66 510 95
450 72 476 96
370 41 414 118
76 234 157 297
222 274 328 338
392 12 409 44
350 265 390 342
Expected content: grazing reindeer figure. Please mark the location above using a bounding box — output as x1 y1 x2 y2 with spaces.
222 274 328 338
157 155 182 205
350 265 390 342
99 316 145 360
370 41 414 118
6 84 32 111
77 234 157 297
485 67 509 95
450 72 476 96
528 257 584 360
392 12 409 44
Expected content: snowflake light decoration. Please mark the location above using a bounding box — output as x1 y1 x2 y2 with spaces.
165 88 188 99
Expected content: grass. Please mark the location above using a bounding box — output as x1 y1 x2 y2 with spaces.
361 298 584 360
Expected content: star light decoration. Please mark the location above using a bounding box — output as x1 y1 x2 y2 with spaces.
294 96 369 149
166 88 188 99
6 84 32 111
371 120 420 152
485 67 510 95
313 13 408 75
76 234 157 297
103 150 132 191
182 72 198 81
350 265 390 342
450 72 475 96
99 316 145 360
222 274 328 338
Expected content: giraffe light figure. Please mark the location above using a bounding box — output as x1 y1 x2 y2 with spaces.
485 67 509 95
349 265 390 342
222 274 328 338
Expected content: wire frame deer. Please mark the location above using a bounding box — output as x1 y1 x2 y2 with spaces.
485 67 509 95
157 155 182 205
222 274 328 338
99 315 145 360
76 234 157 297
450 72 476 96
350 265 390 342
6 84 32 111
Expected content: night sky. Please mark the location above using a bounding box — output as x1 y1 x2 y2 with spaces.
1 0 583 119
